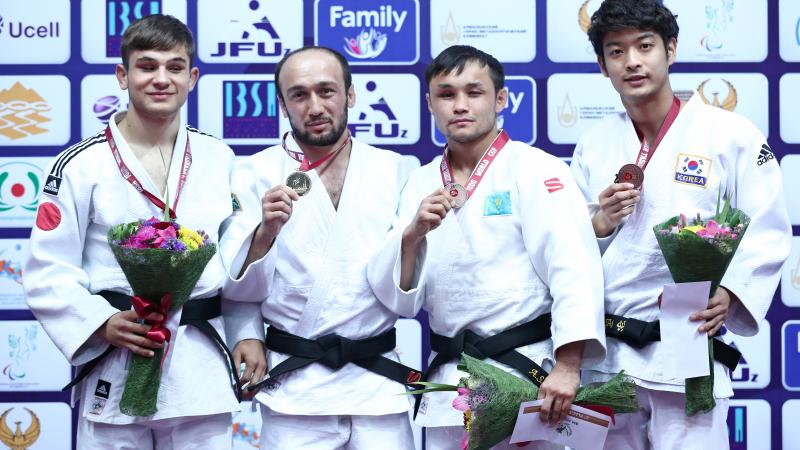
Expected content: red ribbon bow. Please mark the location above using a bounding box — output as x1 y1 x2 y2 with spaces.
132 294 173 363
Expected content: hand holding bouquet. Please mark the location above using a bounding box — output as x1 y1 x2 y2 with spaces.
653 194 750 416
108 217 216 416
412 354 639 450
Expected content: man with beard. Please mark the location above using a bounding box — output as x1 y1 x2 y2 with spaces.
367 45 606 449
220 46 420 449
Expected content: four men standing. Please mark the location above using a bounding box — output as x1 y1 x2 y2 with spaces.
23 1 791 449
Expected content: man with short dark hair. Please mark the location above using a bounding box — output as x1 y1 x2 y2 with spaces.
571 1 791 448
25 14 247 449
367 45 606 450
221 46 419 450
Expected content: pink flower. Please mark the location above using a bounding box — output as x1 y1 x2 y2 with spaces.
133 226 157 242
152 226 177 247
453 387 471 412
460 432 469 450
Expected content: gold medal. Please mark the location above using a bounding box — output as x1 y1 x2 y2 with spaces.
444 183 468 208
286 171 311 196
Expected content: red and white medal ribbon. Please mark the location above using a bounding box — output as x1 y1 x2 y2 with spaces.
439 129 510 206
106 126 191 220
633 96 681 171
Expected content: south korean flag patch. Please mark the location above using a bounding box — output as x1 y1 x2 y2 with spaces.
674 153 712 188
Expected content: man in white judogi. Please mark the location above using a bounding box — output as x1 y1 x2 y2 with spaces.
367 45 606 450
221 47 419 450
571 1 792 448
24 15 244 449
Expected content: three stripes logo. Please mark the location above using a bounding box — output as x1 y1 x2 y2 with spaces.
756 143 774 166
43 175 61 196
544 177 564 193
43 131 106 196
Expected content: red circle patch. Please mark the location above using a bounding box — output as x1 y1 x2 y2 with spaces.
36 202 62 231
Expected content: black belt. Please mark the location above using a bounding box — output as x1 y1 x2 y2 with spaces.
604 313 741 371
63 290 242 401
415 313 552 417
247 327 423 392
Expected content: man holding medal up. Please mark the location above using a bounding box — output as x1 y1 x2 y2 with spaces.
570 1 791 448
367 45 606 449
220 46 420 449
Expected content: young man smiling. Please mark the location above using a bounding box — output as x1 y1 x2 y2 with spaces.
25 15 246 449
571 1 791 448
367 45 606 449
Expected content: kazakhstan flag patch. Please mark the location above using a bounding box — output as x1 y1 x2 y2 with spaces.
483 191 512 216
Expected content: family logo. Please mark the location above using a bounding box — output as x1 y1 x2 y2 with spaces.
0 162 42 213
700 0 734 52
674 153 711 188
209 1 286 59
0 82 51 141
697 79 737 112
222 80 279 139
343 27 387 59
0 407 40 450
316 0 418 64
2 325 37 382
105 0 161 57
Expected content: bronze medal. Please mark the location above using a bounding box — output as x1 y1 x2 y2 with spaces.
614 164 644 189
286 171 311 196
444 183 468 208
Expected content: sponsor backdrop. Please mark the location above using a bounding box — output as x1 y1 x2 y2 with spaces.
0 1 798 448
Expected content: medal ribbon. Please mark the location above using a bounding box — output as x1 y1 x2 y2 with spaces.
105 126 191 220
281 131 351 172
439 129 510 200
633 96 681 171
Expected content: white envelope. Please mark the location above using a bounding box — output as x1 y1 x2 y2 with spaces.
660 281 712 379
509 400 612 450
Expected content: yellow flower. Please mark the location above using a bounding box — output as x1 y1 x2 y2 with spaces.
683 225 705 234
178 227 204 250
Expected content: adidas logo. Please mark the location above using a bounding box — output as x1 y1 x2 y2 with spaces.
757 144 774 166
43 175 61 196
94 379 111 399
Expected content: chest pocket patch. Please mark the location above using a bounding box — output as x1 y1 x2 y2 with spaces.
483 191 512 216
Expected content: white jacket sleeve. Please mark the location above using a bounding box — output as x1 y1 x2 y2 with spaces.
23 159 119 365
570 138 619 254
367 164 428 318
517 153 607 367
221 157 278 303
720 126 791 336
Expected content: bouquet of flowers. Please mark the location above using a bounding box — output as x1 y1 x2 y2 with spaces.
107 217 216 416
653 194 750 416
412 354 639 450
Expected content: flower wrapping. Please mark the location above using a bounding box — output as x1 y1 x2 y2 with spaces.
412 354 639 450
652 196 750 416
107 218 216 417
